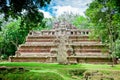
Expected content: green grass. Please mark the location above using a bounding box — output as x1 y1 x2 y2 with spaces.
0 72 64 80
0 62 120 70
0 62 120 80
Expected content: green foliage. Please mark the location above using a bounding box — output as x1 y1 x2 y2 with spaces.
0 18 28 56
0 0 51 19
0 8 49 57
113 40 120 58
73 16 94 29
83 70 117 80
68 69 86 76
0 0 52 57
1 54 8 60
0 72 64 80
20 7 44 31
85 0 120 58
32 18 52 31
0 0 51 39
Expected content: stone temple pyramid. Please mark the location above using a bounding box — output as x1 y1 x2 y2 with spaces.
9 21 112 64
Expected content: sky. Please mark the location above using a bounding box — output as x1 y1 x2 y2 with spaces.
40 0 92 18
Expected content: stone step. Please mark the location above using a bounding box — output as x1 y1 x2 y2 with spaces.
26 35 91 42
69 35 89 38
28 35 89 37
25 42 101 45
74 49 108 52
27 36 90 40
18 44 108 51
10 56 111 63
9 56 57 62
17 52 108 57
17 53 108 57
72 44 108 47
18 49 108 53
20 43 106 46
26 39 99 42
26 39 55 42
72 39 100 42
75 48 106 50
17 49 108 54
17 52 52 57
26 42 54 44
18 49 50 52
19 44 57 47
19 46 51 49
27 35 56 39
73 42 100 44
18 45 107 49
74 46 107 49
75 52 108 56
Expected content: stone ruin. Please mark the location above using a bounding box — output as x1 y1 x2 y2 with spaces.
9 21 112 64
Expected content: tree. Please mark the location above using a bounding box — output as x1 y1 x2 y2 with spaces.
86 0 120 65
0 0 51 32
0 0 51 18
20 7 44 32
0 16 50 57
73 16 94 29
0 18 26 57
0 0 51 57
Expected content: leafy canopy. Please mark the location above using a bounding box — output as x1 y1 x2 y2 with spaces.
85 0 120 58
0 0 51 19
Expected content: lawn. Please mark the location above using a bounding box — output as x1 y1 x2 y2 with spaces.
0 62 120 70
0 62 120 80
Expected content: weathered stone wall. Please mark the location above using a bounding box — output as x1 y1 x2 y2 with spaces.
9 56 112 64
9 57 57 62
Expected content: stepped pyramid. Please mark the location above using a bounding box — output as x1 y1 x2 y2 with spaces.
9 21 112 64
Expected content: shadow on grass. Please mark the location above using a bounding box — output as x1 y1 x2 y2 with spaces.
0 72 64 80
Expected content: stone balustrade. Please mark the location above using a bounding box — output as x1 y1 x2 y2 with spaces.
29 29 90 36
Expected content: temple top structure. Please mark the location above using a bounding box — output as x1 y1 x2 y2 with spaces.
29 21 90 36
53 21 77 29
